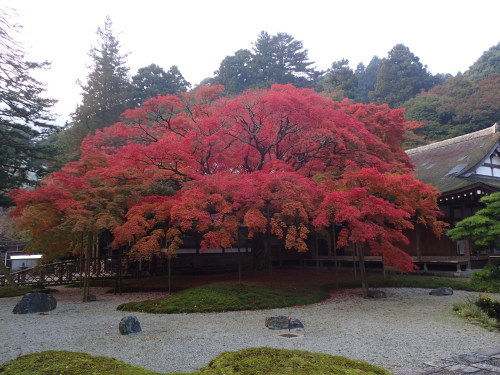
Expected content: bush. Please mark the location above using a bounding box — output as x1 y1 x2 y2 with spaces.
471 260 500 283
475 294 500 321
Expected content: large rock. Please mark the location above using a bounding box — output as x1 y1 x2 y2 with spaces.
119 316 142 335
265 315 304 330
84 294 97 302
367 290 387 299
429 287 454 296
13 292 57 314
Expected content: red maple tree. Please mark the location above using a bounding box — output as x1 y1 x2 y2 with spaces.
10 84 444 295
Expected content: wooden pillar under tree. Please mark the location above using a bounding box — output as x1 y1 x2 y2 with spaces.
416 223 422 262
465 240 472 271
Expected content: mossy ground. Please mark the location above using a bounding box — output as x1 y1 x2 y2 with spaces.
0 348 391 375
117 282 328 313
0 286 34 298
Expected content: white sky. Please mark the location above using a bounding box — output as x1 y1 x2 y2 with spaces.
3 0 499 126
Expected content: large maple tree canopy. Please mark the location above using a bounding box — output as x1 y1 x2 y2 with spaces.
10 85 444 272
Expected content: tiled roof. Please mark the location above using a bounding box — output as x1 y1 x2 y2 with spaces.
406 123 500 194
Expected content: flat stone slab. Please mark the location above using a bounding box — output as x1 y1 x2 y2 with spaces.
265 316 304 330
13 292 57 314
429 287 454 296
447 353 490 365
420 348 500 374
367 290 387 298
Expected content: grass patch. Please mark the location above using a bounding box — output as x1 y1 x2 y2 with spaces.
0 348 391 375
368 275 474 290
0 286 34 298
117 282 328 313
356 274 500 294
453 295 500 331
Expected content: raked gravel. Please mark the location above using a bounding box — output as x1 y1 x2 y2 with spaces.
0 286 498 374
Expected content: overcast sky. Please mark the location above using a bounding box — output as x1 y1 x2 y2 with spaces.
3 0 499 126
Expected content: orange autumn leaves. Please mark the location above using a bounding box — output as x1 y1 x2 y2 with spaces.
10 85 444 270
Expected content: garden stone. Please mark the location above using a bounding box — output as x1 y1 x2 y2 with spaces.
265 315 304 330
429 287 453 296
84 294 97 302
13 292 57 314
119 316 142 335
367 290 387 298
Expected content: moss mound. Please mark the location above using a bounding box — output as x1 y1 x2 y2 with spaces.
117 282 328 313
201 347 391 375
0 351 162 375
0 286 34 298
0 348 391 375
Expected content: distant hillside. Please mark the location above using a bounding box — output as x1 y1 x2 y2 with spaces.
404 43 500 141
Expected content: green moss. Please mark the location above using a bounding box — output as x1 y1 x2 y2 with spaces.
199 347 392 375
117 282 328 314
0 348 391 375
0 286 34 298
364 274 499 294
0 351 163 375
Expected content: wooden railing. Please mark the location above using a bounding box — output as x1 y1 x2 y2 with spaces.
0 256 128 287
305 254 493 272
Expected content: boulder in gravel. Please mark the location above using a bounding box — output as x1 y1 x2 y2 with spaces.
265 315 304 330
119 316 142 335
429 287 453 296
367 290 387 298
13 292 57 314
84 294 97 302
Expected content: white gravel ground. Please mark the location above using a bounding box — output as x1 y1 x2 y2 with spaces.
0 286 498 374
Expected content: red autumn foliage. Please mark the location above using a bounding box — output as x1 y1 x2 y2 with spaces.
10 84 444 271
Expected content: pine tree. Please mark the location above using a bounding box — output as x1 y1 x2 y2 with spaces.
63 16 132 153
0 8 56 204
131 64 190 106
448 192 500 249
370 44 434 108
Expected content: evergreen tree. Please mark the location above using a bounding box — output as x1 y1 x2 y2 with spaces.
321 59 358 100
448 192 500 250
64 16 132 154
131 64 190 106
465 43 500 81
252 31 318 88
212 49 256 95
356 56 382 103
0 8 56 204
370 44 435 108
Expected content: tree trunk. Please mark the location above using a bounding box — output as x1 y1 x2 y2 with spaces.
83 232 92 302
328 224 339 290
79 232 84 288
237 229 242 284
0 256 18 289
167 254 172 293
357 243 369 298
265 203 272 285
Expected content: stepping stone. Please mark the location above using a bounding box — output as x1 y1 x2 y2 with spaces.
265 316 304 330
429 287 453 296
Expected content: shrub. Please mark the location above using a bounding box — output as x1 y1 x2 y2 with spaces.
471 260 500 283
475 294 500 321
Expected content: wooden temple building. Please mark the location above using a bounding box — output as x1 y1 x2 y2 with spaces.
403 123 500 271
308 123 500 272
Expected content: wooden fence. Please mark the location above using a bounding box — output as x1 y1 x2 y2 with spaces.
0 256 128 287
